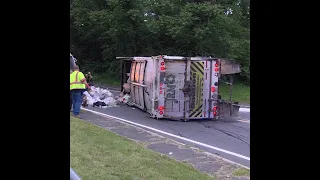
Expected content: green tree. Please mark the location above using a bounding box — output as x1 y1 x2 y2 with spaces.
70 0 250 84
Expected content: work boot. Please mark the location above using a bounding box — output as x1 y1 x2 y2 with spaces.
71 114 82 119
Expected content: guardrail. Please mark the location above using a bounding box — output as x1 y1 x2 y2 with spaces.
70 167 81 180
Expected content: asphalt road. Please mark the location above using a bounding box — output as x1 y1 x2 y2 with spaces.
85 89 250 168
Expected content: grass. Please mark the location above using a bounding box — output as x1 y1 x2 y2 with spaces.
232 168 250 176
94 74 250 104
70 116 214 180
219 83 250 104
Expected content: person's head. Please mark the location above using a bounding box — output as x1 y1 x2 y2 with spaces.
88 72 91 75
73 65 79 71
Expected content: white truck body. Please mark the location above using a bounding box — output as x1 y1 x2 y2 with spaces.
119 55 221 121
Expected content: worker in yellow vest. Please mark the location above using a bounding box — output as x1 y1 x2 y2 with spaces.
70 65 91 118
70 70 73 111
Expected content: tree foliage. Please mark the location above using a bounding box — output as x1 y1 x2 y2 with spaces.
70 0 250 84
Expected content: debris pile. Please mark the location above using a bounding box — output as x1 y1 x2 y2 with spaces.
83 86 118 108
118 94 131 104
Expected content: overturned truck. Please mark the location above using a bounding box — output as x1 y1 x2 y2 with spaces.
118 56 241 121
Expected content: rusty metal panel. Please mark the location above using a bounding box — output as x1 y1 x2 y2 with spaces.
219 102 240 117
138 61 146 109
130 62 137 104
134 62 141 106
220 59 241 75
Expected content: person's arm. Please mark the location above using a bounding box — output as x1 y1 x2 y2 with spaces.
81 79 91 90
79 72 91 90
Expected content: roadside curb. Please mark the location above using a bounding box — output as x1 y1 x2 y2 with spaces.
240 106 250 109
94 84 121 91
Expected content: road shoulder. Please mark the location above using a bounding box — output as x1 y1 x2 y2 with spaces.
79 111 250 180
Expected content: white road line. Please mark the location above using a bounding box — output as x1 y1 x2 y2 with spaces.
237 119 250 123
239 108 250 112
82 108 250 161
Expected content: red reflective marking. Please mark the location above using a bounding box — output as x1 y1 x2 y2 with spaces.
159 106 164 110
215 68 219 72
211 87 215 92
160 67 165 71
215 63 219 67
159 111 163 115
161 62 165 66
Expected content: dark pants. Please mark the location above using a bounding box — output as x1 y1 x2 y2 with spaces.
71 89 84 115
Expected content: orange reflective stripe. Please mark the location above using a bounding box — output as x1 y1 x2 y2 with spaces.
70 82 82 85
70 72 80 85
75 71 79 82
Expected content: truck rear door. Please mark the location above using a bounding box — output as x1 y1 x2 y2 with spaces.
154 56 186 119
163 57 186 119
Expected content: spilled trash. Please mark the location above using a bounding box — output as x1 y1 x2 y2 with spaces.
81 79 132 108
118 94 130 104
82 86 118 108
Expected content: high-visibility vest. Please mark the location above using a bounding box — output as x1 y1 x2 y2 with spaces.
70 71 86 90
